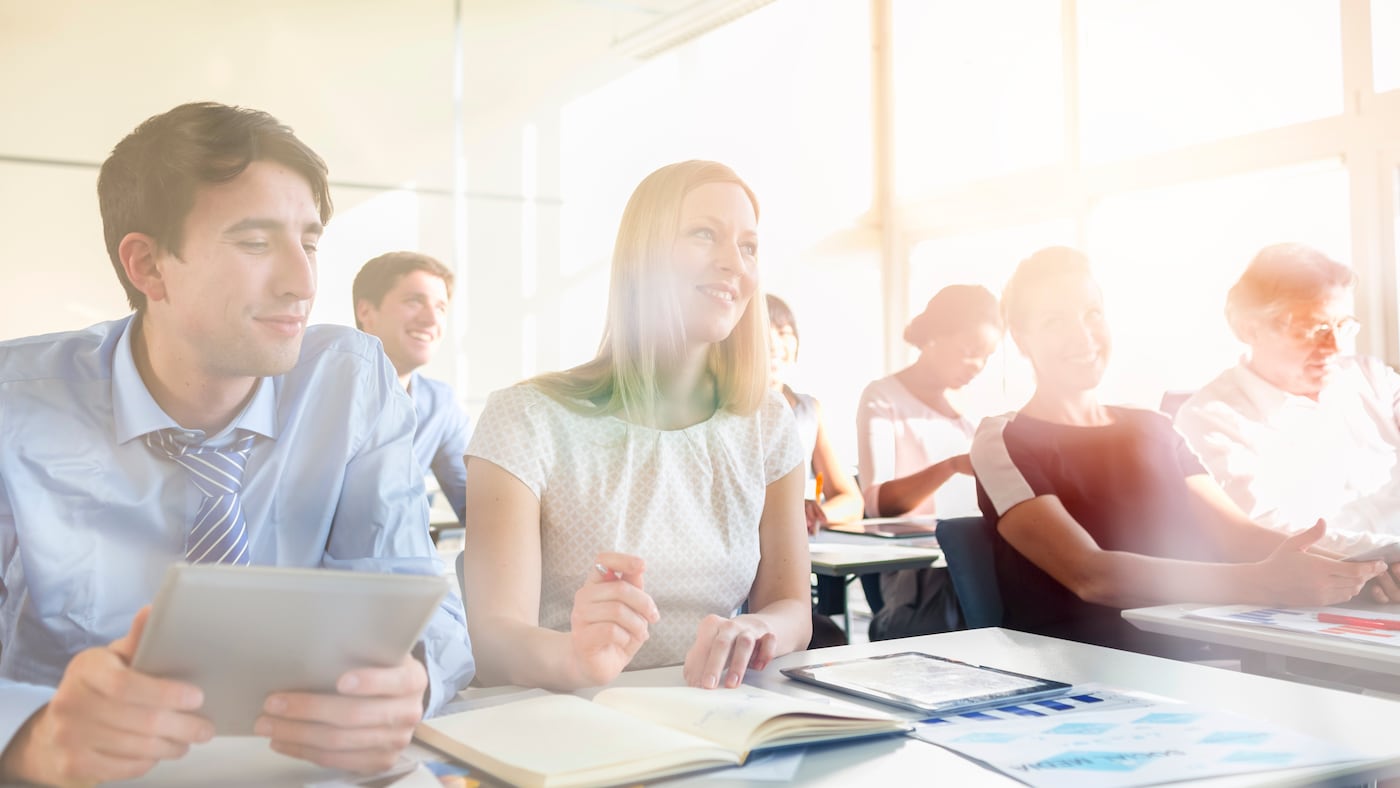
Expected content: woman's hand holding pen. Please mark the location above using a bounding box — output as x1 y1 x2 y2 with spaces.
683 614 777 690
568 552 659 687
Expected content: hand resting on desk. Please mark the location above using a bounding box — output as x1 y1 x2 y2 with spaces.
684 613 779 689
0 607 213 786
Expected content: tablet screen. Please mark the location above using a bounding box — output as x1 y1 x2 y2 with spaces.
782 652 1072 715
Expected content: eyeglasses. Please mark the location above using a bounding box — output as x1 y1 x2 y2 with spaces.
1278 315 1360 345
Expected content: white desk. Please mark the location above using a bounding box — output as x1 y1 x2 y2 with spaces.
807 532 941 634
66 628 1400 787
1125 602 1400 693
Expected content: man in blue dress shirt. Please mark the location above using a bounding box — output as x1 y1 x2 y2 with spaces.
0 102 475 784
353 252 471 526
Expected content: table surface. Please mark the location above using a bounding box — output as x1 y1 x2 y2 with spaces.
807 530 941 576
1124 601 1400 677
93 627 1400 787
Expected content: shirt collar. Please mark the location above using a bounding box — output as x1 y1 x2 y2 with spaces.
112 315 281 444
1231 356 1357 412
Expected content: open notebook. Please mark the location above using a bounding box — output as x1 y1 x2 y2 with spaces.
415 685 908 788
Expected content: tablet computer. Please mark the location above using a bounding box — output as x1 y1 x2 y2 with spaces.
132 564 448 734
780 651 1072 716
1342 542 1400 563
823 517 940 539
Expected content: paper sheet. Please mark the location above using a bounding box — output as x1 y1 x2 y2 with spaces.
915 699 1363 787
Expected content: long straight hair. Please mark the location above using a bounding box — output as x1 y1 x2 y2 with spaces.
531 160 769 421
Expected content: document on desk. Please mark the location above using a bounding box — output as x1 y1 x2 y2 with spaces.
914 691 1363 788
1187 605 1400 646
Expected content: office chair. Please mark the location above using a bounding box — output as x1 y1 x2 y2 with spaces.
937 515 1003 629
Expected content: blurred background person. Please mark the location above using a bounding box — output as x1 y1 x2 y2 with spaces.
766 294 863 530
767 293 867 646
972 246 1393 659
1176 243 1400 557
354 251 471 528
856 284 1003 639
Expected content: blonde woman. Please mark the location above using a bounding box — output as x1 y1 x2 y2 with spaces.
461 161 810 691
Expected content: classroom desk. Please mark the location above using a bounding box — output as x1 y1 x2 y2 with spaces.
1124 602 1400 694
807 532 941 635
91 628 1400 786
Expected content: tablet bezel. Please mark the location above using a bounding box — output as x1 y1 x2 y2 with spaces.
780 651 1072 716
131 563 448 734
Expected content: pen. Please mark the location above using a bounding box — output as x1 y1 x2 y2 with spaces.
814 472 824 503
1316 612 1400 630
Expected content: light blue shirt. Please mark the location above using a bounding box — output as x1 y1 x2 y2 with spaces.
409 372 471 526
0 316 475 752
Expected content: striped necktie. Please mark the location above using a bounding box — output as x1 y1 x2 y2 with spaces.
145 430 257 565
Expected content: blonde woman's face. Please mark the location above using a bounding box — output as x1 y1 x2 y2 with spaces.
670 182 758 348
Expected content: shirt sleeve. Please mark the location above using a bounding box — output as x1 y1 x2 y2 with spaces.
1165 417 1206 478
1174 392 1278 527
760 390 804 485
1176 370 1400 554
1318 359 1400 543
855 383 895 517
428 394 471 526
970 413 1050 518
322 351 474 715
465 385 554 499
0 400 55 752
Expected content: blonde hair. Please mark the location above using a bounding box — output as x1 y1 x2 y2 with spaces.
531 160 769 421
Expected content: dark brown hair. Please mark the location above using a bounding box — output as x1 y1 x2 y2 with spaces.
98 102 333 311
352 251 456 329
904 284 1001 347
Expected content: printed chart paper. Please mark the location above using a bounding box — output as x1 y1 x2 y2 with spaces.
915 702 1362 787
1188 605 1400 646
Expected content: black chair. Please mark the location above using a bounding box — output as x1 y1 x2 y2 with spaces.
937 515 1003 628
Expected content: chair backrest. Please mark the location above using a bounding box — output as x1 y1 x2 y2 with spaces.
937 515 1003 628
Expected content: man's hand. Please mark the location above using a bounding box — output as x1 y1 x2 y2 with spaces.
0 607 213 786
253 653 428 774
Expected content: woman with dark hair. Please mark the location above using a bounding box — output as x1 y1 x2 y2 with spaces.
766 294 863 531
855 284 1003 638
856 284 1002 520
971 246 1393 657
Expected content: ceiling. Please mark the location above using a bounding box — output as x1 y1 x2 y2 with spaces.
0 0 766 189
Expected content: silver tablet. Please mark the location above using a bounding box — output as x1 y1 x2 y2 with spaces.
131 563 448 734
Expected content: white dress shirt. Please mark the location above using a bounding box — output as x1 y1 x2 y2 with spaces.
1175 356 1400 554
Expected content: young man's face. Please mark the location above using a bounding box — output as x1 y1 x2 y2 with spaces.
357 269 451 377
151 159 323 380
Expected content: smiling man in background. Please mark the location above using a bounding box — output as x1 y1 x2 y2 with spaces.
353 251 471 526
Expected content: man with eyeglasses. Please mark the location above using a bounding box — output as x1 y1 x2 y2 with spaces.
1177 242 1400 566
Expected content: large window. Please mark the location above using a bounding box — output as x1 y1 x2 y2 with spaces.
1077 0 1342 161
891 0 1063 197
1086 162 1351 405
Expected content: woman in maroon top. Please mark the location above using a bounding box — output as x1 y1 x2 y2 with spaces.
970 246 1396 657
